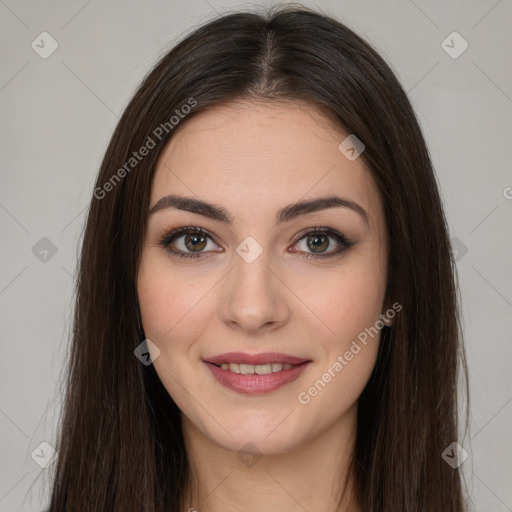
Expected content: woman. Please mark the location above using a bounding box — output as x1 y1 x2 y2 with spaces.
47 5 469 511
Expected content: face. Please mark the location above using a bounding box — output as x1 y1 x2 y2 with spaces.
137 100 389 455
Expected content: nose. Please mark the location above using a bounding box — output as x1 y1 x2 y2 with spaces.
219 247 291 335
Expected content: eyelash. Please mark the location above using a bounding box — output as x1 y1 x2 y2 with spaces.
158 226 354 261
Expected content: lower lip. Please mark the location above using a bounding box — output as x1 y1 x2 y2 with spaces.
204 361 311 394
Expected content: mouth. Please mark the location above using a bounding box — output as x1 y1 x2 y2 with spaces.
204 351 310 370
209 361 297 374
203 352 312 394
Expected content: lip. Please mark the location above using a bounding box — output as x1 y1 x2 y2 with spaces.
204 352 310 366
203 355 312 395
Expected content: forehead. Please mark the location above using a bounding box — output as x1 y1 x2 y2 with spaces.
150 100 384 231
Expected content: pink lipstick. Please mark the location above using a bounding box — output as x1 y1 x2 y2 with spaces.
203 352 311 394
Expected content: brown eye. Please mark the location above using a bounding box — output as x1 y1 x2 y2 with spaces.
159 226 354 261
305 233 330 253
159 227 220 259
291 228 354 259
183 232 207 252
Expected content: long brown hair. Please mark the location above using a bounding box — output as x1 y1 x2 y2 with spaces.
48 5 469 511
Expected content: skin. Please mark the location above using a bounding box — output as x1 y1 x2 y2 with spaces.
137 99 392 512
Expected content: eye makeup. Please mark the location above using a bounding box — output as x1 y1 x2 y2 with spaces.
157 225 355 261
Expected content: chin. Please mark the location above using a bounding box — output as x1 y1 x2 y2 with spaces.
198 411 311 456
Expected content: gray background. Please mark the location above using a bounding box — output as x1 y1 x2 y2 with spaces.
0 0 511 510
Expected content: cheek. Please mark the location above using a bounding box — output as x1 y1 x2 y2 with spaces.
137 262 208 397
137 255 210 344
294 261 386 343
295 272 384 425
296 336 380 438
293 261 385 401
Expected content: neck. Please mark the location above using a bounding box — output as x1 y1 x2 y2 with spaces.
180 404 361 512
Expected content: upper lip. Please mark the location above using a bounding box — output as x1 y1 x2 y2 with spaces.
204 352 310 366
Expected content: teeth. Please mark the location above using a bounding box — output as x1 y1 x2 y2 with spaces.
219 362 294 373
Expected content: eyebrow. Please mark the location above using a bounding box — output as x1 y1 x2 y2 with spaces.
148 194 369 226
